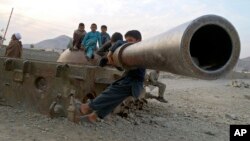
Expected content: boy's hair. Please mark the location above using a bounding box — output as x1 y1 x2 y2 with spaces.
125 30 142 41
101 25 107 29
79 23 84 26
111 32 123 43
91 23 97 27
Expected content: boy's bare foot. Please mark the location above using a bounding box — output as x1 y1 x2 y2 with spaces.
80 112 98 123
87 112 98 123
80 104 91 114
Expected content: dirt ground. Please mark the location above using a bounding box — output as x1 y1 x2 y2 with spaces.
0 76 250 141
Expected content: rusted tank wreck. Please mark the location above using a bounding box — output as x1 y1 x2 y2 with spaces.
0 15 240 122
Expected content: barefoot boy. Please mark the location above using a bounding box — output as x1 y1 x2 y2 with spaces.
80 30 145 122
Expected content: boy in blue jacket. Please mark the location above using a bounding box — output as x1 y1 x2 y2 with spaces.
100 25 110 45
82 23 102 60
79 30 145 122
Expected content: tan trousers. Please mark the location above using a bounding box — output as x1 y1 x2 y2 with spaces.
150 81 166 97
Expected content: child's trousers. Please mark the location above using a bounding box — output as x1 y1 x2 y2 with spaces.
89 79 132 118
85 40 96 58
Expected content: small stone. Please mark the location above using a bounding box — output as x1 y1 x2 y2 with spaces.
173 114 178 118
44 128 49 131
17 110 24 113
179 136 185 140
128 113 135 118
162 123 168 128
169 133 174 136
204 131 216 136
134 121 139 125
111 129 116 133
244 95 250 100
154 124 159 128
141 119 147 124
225 114 239 120
214 95 220 98
149 119 154 124
9 119 15 122
184 112 191 117
204 115 209 118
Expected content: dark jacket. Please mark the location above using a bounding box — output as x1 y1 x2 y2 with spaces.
101 32 110 45
111 40 145 98
73 29 86 49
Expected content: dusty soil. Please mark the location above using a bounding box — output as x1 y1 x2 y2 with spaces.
0 77 250 141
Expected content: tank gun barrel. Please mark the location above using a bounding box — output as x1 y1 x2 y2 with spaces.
112 15 240 79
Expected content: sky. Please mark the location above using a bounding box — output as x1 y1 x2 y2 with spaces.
0 0 249 58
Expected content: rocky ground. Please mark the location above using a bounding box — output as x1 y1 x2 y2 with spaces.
0 77 250 141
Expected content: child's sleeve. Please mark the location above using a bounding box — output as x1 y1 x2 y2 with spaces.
97 32 102 48
106 34 111 43
81 33 88 47
109 40 125 53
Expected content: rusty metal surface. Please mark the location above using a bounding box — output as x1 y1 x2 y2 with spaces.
113 15 240 79
0 57 123 117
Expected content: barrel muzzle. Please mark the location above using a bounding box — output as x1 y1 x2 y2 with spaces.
112 15 240 80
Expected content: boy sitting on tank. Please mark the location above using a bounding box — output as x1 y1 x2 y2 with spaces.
96 32 123 57
78 30 145 123
81 23 102 60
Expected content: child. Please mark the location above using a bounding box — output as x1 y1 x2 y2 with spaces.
100 25 110 45
82 23 102 59
72 23 86 50
79 30 145 122
5 33 22 58
147 70 167 103
97 32 123 57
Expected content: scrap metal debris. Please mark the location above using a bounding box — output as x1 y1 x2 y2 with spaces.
230 80 250 88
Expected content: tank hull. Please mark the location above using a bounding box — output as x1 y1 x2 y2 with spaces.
0 57 122 117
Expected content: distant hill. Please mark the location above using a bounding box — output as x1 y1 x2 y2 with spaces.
236 57 250 72
23 35 72 52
